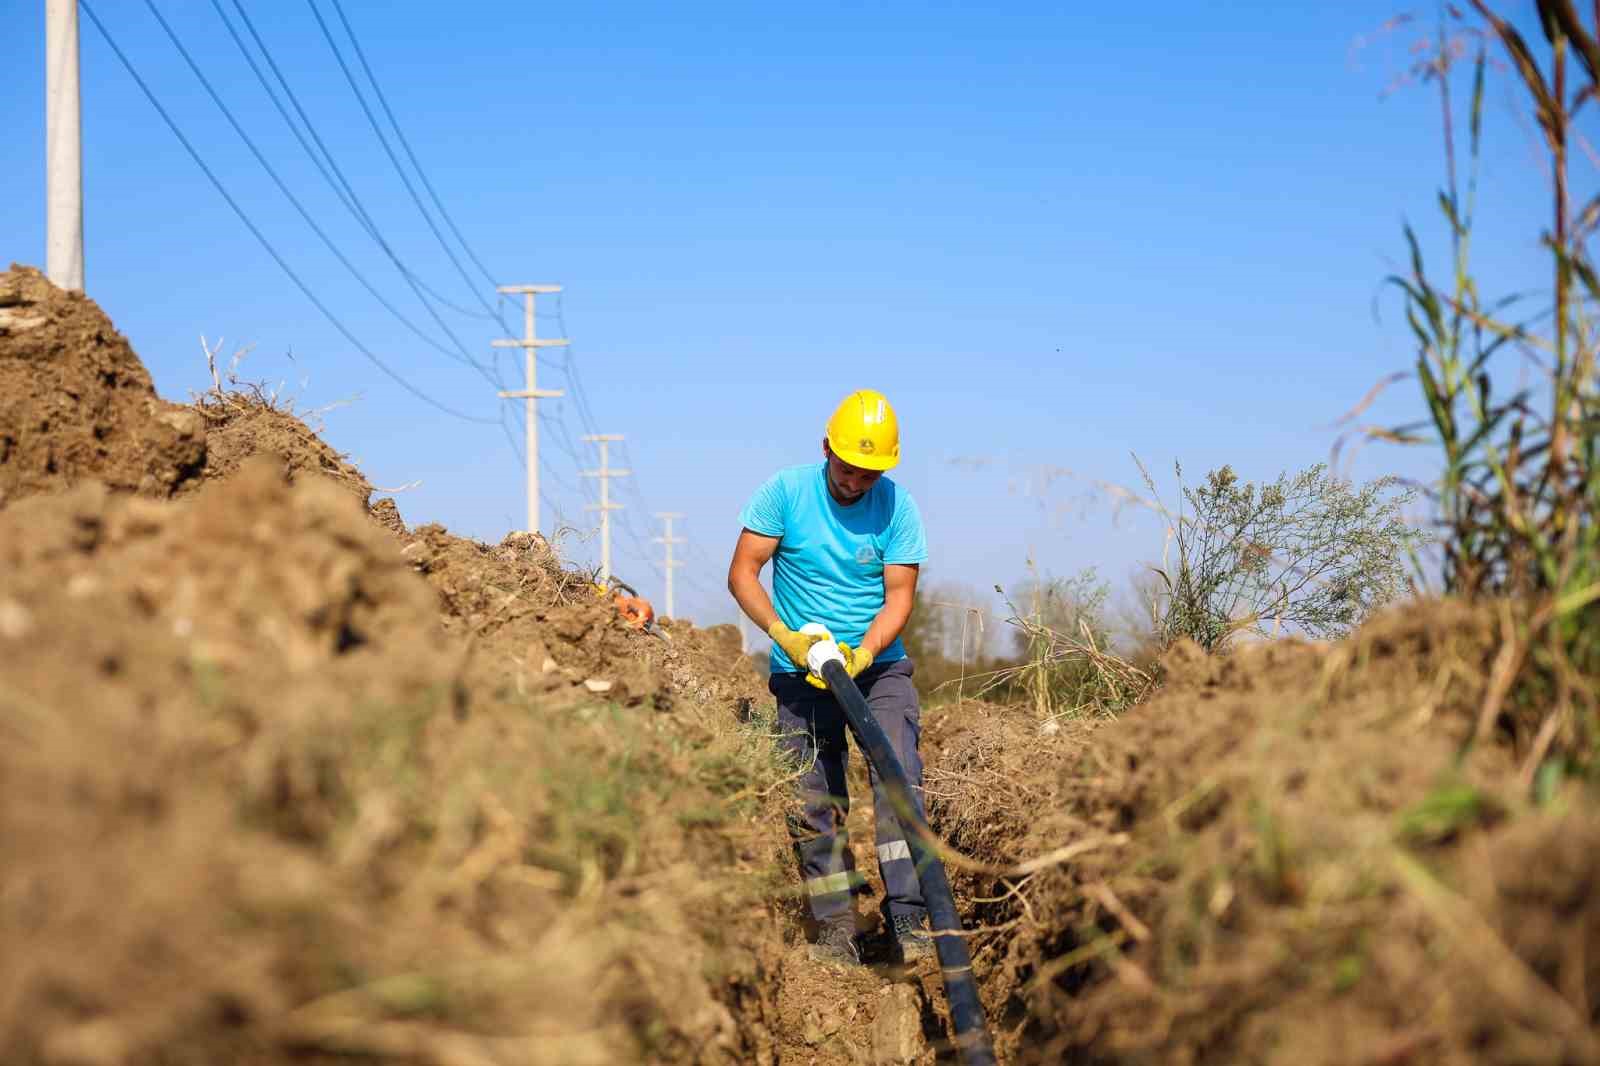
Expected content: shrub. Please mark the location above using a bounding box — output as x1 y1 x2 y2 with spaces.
1141 461 1424 651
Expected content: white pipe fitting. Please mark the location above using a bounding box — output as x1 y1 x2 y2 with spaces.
799 622 846 676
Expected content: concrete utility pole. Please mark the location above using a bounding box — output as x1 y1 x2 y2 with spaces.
46 0 85 291
493 285 568 536
581 434 628 586
652 512 685 619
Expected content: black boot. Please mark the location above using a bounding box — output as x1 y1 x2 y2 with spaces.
892 912 935 963
808 919 862 966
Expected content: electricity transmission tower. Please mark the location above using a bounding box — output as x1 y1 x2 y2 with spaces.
493 285 567 535
581 435 628 586
653 512 684 618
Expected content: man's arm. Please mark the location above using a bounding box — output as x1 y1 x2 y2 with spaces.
859 563 919 658
727 528 782 632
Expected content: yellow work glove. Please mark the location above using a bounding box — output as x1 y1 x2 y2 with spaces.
768 621 825 677
841 644 874 679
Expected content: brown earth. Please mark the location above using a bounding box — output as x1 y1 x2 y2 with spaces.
189 389 374 505
10 263 1597 1066
0 265 205 503
0 265 845 1065
922 605 1600 1065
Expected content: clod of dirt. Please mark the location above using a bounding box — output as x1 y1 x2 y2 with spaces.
0 264 206 502
871 984 931 1064
370 496 406 535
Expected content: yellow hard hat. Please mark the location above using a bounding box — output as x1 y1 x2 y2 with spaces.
825 389 900 471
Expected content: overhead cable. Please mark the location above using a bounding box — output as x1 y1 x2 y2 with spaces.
79 0 497 426
306 0 504 322
140 0 493 385
211 0 503 379
327 0 503 293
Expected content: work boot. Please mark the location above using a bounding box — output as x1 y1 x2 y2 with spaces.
808 920 862 966
893 912 936 963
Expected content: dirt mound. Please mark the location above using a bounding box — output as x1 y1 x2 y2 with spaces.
1 456 437 672
0 452 796 1065
0 268 803 1065
0 265 206 503
924 602 1600 1065
190 390 373 505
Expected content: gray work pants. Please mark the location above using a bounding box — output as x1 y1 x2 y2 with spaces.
769 657 928 927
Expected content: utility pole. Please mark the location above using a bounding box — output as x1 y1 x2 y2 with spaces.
46 0 84 291
493 285 567 536
581 435 628 586
652 512 685 619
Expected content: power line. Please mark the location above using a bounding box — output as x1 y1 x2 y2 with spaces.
543 296 651 523
538 402 602 503
306 0 502 322
86 2 559 550
293 0 583 507
535 294 677 585
292 2 694 590
212 0 504 379
326 0 502 292
141 0 491 383
228 0 492 325
278 42 613 530
79 0 496 426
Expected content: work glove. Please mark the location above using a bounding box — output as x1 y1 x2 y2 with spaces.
841 644 874 679
768 621 825 676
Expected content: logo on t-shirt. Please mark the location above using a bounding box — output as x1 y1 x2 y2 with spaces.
855 545 879 566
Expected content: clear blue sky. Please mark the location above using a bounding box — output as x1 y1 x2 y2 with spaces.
2 1 1560 633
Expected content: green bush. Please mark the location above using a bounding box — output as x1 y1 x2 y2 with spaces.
1141 461 1424 651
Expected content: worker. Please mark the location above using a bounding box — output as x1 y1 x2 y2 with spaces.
727 389 933 967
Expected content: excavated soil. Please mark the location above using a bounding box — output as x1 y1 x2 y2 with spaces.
189 390 374 505
0 266 818 1065
10 263 1598 1065
922 605 1600 1065
0 266 205 503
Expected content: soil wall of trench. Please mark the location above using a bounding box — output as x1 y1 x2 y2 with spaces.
921 611 1600 1065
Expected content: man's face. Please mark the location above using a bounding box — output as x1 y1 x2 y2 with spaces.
822 441 883 504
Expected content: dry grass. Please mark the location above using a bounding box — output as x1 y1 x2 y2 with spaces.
953 595 1155 723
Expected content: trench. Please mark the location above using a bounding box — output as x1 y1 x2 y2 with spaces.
718 697 1030 1066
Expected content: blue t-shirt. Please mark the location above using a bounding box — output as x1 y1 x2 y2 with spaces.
739 463 928 673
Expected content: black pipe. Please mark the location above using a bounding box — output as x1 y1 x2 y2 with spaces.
817 658 998 1066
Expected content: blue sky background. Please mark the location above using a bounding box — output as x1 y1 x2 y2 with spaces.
2 1 1567 639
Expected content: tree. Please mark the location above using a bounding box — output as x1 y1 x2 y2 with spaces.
1144 462 1424 650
